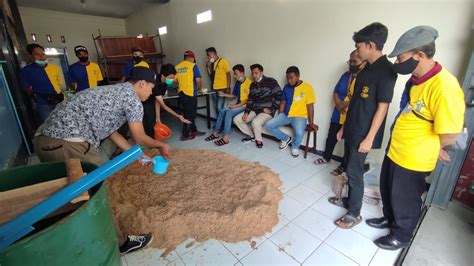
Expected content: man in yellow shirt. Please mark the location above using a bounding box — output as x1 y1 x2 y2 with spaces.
175 50 205 140
367 26 465 250
20 43 64 124
205 64 252 145
121 47 149 81
266 66 318 157
69 45 103 92
206 47 230 116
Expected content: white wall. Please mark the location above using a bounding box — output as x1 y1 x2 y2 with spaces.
126 0 473 162
19 7 126 64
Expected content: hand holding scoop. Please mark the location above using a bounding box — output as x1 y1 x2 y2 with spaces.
140 156 170 174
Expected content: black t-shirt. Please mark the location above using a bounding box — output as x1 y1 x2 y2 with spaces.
143 81 167 108
343 55 397 149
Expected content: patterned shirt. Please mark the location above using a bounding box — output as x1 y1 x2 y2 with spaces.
245 76 282 116
41 82 143 148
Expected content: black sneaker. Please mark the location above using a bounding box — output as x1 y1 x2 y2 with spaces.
241 136 255 142
119 234 154 254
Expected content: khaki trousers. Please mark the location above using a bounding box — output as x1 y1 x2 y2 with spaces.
233 111 272 141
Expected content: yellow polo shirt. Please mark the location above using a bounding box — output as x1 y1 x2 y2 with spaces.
212 57 230 90
388 68 465 172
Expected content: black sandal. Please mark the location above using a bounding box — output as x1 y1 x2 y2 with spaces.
331 166 344 176
214 138 229 146
205 134 219 141
314 158 330 165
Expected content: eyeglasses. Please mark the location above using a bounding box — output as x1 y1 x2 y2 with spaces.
346 60 358 66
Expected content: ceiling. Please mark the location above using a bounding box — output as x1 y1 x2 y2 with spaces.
17 0 169 18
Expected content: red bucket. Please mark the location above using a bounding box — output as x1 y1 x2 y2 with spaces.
154 123 171 141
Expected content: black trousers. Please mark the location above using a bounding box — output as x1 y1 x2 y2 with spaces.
142 103 156 138
345 141 368 217
323 122 347 170
179 92 197 137
380 155 430 242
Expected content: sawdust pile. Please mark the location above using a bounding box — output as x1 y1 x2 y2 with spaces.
107 148 282 254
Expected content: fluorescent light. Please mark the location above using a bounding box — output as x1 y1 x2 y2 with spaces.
197 10 212 24
44 48 59 55
137 34 143 38
158 26 167 35
31 33 36 42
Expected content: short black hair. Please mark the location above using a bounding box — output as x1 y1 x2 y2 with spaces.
353 22 388 51
26 43 44 55
160 63 177 76
232 64 245 73
286 66 300 76
206 47 217 54
410 41 436 58
250 64 263 72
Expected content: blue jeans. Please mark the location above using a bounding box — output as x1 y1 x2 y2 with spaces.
212 91 226 118
213 107 244 136
266 113 307 148
36 104 56 124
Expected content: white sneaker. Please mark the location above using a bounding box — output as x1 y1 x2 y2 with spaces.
291 148 299 157
279 136 293 150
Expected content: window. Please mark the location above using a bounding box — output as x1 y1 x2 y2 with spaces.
196 10 212 24
158 26 167 35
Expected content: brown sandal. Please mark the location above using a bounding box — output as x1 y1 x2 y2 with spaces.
205 134 219 141
214 138 229 146
334 214 362 229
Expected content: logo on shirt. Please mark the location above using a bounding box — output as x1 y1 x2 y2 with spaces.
294 92 304 102
414 100 426 113
176 67 188 73
360 86 369 98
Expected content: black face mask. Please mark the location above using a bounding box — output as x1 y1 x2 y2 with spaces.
133 56 143 63
78 56 89 63
394 57 419 75
349 64 361 73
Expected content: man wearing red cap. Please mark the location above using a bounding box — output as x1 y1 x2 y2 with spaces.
175 50 206 140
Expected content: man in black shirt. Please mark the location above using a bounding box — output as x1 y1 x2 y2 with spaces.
333 22 397 229
142 64 191 138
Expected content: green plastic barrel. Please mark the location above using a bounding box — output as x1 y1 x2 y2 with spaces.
0 161 121 266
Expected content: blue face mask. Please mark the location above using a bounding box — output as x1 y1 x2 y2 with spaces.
35 60 48 65
165 79 174 86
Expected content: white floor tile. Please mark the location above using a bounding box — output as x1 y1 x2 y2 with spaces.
124 248 180 266
279 195 309 221
352 213 390 241
276 152 306 167
369 248 401 266
280 166 318 186
280 177 300 193
121 256 128 266
240 239 299 266
180 239 238 265
269 223 323 263
220 235 267 260
286 185 324 207
265 214 291 238
326 228 378 265
303 243 358 266
174 238 202 256
260 159 292 174
293 209 337 241
302 171 334 194
311 192 347 221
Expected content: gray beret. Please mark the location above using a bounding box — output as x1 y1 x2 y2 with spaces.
388 26 438 58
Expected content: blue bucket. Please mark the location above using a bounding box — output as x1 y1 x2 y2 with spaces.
152 156 169 174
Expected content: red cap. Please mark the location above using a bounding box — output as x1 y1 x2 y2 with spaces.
184 50 195 58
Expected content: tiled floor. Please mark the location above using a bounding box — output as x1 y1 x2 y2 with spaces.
92 116 404 265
